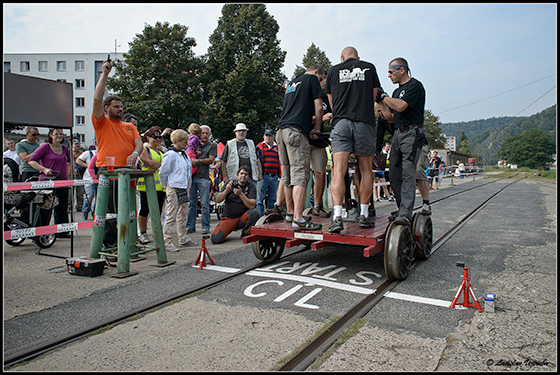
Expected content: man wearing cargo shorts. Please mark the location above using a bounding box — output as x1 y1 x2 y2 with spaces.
274 64 324 231
378 57 427 225
325 46 381 233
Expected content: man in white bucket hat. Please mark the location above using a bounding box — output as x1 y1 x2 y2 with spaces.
221 122 262 186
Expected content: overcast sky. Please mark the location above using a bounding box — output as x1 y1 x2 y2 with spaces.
3 3 557 124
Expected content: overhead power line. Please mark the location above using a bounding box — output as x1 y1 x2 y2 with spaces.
514 85 557 116
438 73 557 115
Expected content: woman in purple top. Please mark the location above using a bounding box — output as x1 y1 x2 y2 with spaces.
28 128 71 230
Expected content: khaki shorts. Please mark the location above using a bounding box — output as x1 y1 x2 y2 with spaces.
416 143 430 181
276 127 310 187
310 145 327 173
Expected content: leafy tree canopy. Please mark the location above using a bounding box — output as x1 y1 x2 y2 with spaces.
107 21 204 134
292 43 332 79
457 131 473 155
202 4 287 143
499 128 556 169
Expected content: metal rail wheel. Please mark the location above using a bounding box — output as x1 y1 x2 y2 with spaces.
412 212 433 260
383 221 414 281
251 213 286 262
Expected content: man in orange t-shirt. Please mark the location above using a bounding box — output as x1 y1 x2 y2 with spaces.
93 58 143 249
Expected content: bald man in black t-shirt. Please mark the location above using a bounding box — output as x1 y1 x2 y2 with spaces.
325 46 381 233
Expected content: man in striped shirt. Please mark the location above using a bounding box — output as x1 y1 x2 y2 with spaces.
256 129 281 216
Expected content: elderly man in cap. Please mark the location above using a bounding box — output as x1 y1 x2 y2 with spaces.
221 123 262 187
256 129 281 216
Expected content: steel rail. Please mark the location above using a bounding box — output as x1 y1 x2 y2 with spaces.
3 247 309 368
277 179 518 371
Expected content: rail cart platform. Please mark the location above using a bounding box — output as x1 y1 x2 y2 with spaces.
243 211 432 281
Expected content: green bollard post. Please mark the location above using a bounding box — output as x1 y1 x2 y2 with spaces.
89 174 110 258
322 170 331 209
144 174 172 266
116 173 131 274
305 173 314 209
129 178 139 259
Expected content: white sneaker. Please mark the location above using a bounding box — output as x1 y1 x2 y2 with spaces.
421 203 432 215
138 233 151 244
165 244 180 252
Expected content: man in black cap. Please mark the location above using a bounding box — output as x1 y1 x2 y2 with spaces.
256 129 281 216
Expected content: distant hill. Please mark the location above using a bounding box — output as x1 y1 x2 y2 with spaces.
440 104 556 165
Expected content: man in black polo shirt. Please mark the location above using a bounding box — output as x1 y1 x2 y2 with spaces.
325 46 381 233
378 57 427 225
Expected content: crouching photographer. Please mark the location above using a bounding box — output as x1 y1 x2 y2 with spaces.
210 165 259 244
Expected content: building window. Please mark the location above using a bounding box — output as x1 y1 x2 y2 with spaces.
76 97 85 107
20 61 30 71
57 61 66 71
75 60 85 71
38 61 48 71
76 116 86 125
4 62 11 72
75 79 85 89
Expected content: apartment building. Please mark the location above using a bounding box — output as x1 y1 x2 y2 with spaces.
4 52 124 147
443 134 456 151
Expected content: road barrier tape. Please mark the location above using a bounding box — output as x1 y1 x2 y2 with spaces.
4 213 120 240
4 221 94 240
3 176 138 192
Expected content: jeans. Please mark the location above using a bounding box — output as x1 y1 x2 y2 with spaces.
257 174 278 216
83 182 97 214
187 177 210 231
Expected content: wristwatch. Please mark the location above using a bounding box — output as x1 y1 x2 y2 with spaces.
381 93 388 100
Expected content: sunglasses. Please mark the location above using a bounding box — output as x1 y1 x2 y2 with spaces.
30 133 39 136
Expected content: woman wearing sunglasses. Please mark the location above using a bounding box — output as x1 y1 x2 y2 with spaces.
136 126 167 245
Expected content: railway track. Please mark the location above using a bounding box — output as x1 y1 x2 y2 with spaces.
3 177 518 369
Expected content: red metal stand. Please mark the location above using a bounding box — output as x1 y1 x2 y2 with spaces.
194 235 215 270
449 265 484 312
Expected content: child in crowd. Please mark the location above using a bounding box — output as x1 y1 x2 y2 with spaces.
186 123 201 174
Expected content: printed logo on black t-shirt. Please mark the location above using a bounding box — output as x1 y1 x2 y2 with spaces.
285 81 302 94
339 67 370 83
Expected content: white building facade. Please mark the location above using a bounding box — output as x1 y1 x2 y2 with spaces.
4 52 124 148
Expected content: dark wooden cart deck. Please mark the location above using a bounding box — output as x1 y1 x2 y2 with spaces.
243 213 392 258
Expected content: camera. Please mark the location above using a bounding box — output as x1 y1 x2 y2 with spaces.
231 181 239 189
107 54 111 63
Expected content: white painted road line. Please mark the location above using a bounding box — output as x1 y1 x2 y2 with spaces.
194 265 376 295
384 291 460 308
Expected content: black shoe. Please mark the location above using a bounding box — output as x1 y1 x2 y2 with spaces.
388 210 399 221
311 205 331 218
187 228 196 234
264 204 283 216
394 215 411 225
83 212 88 220
292 219 322 232
358 215 375 228
328 216 344 233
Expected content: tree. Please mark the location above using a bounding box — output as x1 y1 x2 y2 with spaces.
202 4 287 143
107 21 204 134
423 109 447 149
499 128 555 169
375 109 447 149
292 43 332 79
457 131 472 155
